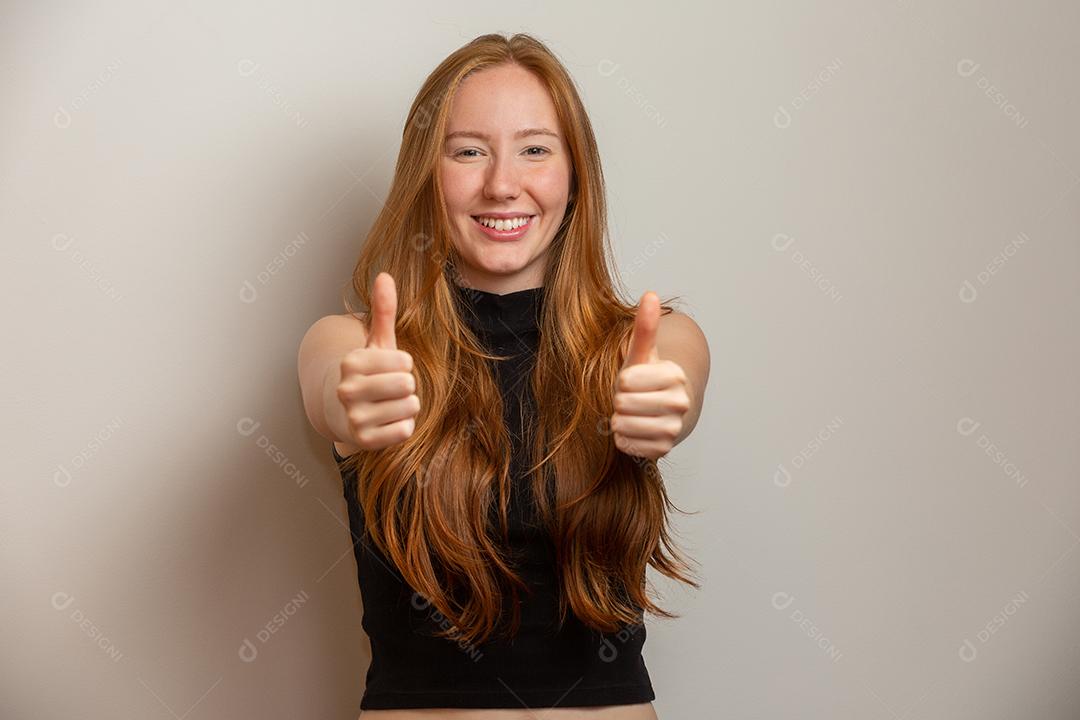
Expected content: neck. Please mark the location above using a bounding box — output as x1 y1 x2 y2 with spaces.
451 268 545 296
452 280 545 343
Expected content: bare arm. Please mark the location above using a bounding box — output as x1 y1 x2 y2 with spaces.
297 313 368 456
655 311 711 446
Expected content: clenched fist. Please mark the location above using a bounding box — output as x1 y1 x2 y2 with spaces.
336 272 421 450
610 291 691 461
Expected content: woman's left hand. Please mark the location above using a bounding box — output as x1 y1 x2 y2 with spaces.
610 292 691 460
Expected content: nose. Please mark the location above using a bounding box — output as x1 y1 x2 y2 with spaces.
483 152 521 202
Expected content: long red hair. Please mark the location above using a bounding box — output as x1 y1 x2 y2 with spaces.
338 31 699 647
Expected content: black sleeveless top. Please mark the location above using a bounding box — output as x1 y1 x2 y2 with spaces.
333 283 654 710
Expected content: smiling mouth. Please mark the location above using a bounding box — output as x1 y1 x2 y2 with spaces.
467 214 538 241
470 214 538 231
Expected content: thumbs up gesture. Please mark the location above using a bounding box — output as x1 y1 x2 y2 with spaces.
610 291 691 460
336 272 421 450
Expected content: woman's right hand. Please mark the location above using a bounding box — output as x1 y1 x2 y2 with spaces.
336 272 420 450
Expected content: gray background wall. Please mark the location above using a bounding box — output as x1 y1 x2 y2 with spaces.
3 1 1078 718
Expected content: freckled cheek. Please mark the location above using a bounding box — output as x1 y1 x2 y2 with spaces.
439 166 481 215
528 167 572 208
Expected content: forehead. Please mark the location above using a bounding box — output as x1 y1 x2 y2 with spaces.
445 64 560 137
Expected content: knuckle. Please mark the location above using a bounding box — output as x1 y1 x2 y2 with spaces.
340 349 364 374
668 390 690 413
339 376 365 399
666 419 683 440
341 377 365 403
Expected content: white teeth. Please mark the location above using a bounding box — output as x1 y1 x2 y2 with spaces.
475 215 532 231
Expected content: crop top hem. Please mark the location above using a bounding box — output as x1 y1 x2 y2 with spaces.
359 681 655 710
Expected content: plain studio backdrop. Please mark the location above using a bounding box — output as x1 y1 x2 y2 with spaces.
3 1 1079 718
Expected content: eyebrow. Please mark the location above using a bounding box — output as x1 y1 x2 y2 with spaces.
444 127 560 142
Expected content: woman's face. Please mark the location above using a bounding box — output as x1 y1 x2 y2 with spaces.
439 63 572 294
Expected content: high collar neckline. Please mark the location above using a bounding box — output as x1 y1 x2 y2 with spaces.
452 283 545 345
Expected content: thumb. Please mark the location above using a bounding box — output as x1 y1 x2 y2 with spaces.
624 291 660 367
365 272 398 350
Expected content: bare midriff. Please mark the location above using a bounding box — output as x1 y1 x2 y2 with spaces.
358 703 658 719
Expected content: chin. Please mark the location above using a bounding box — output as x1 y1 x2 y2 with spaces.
451 227 548 273
474 258 530 276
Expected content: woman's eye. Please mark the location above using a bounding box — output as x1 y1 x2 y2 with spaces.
453 147 550 158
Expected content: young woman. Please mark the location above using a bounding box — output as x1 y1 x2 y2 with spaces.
298 33 710 719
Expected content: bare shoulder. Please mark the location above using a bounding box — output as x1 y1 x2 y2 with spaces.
299 313 368 363
658 310 707 344
304 312 368 342
656 309 711 384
